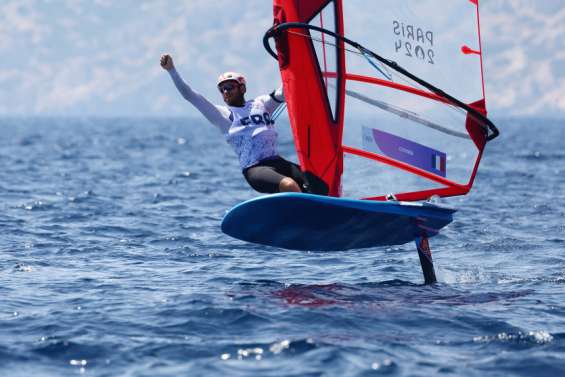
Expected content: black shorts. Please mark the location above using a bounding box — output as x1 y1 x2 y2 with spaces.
243 156 309 194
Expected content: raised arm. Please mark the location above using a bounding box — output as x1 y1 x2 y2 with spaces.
262 86 285 114
160 54 231 132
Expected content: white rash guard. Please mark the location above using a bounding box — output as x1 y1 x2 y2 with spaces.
168 68 285 170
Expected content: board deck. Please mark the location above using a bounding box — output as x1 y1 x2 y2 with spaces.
221 193 456 251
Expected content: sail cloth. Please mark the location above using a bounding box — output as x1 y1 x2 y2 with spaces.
264 0 498 201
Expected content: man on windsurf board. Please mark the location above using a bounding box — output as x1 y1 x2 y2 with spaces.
160 54 311 194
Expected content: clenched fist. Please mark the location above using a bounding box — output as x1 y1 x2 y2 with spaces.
160 54 175 71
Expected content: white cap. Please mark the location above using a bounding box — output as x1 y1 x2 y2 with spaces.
217 71 246 86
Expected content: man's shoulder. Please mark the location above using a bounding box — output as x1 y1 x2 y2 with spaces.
252 94 272 105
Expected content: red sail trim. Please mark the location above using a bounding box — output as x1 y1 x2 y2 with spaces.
343 145 464 189
363 147 485 202
273 5 289 68
296 0 333 22
365 186 470 202
466 99 487 150
463 147 484 191
461 45 480 55
319 12 329 88
324 72 450 104
475 0 487 101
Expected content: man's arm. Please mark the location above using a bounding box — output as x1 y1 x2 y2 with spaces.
161 54 231 132
262 86 285 115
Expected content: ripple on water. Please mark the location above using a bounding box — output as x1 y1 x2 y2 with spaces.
1 117 564 376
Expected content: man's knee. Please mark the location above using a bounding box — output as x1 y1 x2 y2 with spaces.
279 177 301 193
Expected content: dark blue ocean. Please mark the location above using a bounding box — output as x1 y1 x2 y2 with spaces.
1 116 564 377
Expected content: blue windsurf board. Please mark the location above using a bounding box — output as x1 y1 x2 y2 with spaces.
221 193 455 251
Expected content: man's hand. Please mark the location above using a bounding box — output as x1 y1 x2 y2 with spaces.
160 54 174 71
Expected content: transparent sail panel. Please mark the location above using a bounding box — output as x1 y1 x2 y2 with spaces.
309 2 339 121
341 79 480 199
341 153 443 199
335 0 487 199
342 0 484 103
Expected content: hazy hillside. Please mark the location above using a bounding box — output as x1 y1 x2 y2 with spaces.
0 0 563 118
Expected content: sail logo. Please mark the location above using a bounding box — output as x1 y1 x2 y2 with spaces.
363 126 447 178
392 21 435 65
240 112 275 126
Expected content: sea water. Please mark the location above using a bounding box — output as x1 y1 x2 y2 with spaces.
0 117 564 376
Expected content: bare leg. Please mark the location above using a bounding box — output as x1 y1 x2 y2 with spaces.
279 177 301 193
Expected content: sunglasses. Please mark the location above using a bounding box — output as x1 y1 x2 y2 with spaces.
218 83 239 93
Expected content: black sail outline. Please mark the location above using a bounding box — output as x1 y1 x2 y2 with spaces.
263 21 499 141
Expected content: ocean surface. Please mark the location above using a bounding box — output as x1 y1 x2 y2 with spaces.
0 116 564 377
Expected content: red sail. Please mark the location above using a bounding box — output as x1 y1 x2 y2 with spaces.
273 0 345 196
270 0 497 201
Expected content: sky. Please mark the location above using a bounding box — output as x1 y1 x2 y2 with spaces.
0 0 564 118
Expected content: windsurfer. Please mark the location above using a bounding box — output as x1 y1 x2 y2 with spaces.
160 54 311 194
